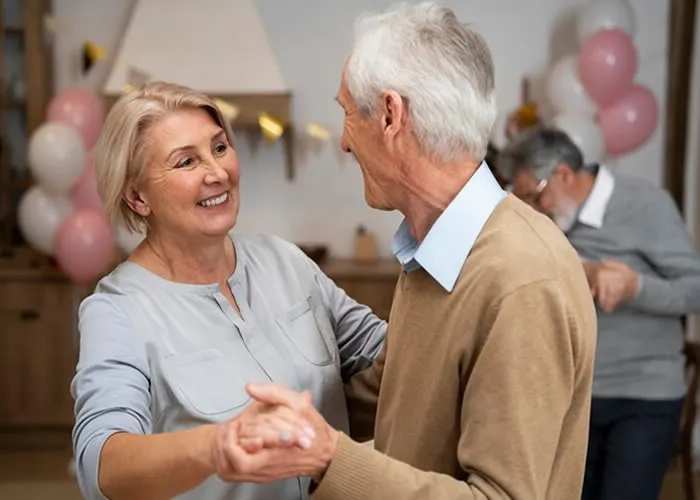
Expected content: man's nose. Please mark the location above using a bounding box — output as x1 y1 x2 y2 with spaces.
340 133 351 153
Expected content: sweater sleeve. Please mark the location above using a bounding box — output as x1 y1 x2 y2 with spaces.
313 279 584 500
627 190 700 316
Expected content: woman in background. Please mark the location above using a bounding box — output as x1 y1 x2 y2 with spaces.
71 81 386 500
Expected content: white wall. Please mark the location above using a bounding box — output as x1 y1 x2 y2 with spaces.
52 0 671 258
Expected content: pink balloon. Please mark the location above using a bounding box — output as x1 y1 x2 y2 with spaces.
599 84 659 157
578 28 637 107
72 153 105 215
54 210 116 284
47 87 105 150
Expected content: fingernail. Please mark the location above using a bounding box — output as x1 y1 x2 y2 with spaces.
280 430 292 442
299 437 312 449
303 426 316 440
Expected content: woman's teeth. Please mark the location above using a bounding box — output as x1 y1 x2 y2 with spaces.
198 192 228 207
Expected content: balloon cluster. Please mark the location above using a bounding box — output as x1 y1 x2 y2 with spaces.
17 87 144 284
546 0 658 162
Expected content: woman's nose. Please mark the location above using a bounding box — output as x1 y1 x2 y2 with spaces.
203 159 229 183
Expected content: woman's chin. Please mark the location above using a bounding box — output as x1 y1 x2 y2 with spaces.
196 216 237 238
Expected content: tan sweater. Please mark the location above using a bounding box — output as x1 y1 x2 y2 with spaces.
314 195 597 500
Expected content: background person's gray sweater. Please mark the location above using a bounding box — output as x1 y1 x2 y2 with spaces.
569 169 700 400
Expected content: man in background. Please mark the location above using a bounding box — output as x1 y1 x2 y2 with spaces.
498 127 700 500
212 3 597 499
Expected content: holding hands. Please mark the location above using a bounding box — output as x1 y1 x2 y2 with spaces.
209 383 338 484
581 259 640 312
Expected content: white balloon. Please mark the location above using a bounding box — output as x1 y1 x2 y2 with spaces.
116 226 146 254
28 121 86 195
552 113 605 164
577 0 635 45
546 55 597 117
17 185 74 255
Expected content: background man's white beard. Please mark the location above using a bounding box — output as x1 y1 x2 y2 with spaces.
553 211 577 232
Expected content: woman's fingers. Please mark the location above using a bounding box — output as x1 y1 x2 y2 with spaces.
238 437 264 454
238 413 315 452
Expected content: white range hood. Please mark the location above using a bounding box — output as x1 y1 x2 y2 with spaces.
103 0 291 125
102 0 295 177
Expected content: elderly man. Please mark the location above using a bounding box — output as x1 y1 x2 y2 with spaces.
497 127 700 500
208 3 597 499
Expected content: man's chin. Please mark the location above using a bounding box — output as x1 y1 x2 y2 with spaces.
552 212 576 232
364 191 389 211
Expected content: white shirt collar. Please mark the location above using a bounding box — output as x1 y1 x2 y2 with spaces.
577 165 615 229
391 163 506 292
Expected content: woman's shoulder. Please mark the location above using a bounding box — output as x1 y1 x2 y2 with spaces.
81 262 170 329
94 260 154 295
80 264 147 325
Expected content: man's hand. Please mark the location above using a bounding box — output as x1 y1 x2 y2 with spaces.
590 260 640 313
581 260 599 292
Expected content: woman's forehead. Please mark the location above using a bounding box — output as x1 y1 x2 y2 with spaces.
149 109 222 149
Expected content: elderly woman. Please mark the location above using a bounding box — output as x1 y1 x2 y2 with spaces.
71 81 386 500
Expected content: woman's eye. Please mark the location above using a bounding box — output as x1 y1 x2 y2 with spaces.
176 156 195 168
213 142 228 155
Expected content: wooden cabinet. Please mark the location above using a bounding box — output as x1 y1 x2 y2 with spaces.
0 250 85 449
0 278 77 427
321 259 401 320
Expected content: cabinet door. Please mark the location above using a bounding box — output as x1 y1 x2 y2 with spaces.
0 280 78 426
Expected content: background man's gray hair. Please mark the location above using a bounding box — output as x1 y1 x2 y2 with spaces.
496 127 585 183
346 1 496 162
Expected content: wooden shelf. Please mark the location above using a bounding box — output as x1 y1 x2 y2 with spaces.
3 25 23 34
10 179 32 189
320 259 401 280
3 98 26 108
0 246 65 281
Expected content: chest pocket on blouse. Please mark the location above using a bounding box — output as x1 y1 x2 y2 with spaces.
276 297 336 366
161 348 250 417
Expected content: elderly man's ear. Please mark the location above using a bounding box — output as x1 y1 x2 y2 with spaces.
552 163 576 185
381 91 405 134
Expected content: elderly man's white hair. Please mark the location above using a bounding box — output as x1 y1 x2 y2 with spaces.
346 1 496 162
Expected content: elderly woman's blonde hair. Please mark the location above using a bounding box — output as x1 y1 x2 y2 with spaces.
94 81 235 234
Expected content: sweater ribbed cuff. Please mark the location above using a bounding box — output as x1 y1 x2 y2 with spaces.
312 433 375 500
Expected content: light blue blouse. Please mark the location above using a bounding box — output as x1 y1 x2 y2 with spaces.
71 233 387 500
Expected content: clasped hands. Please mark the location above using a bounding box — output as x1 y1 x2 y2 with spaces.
582 259 639 312
209 383 338 485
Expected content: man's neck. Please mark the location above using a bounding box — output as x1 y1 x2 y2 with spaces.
397 157 481 243
132 229 235 285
